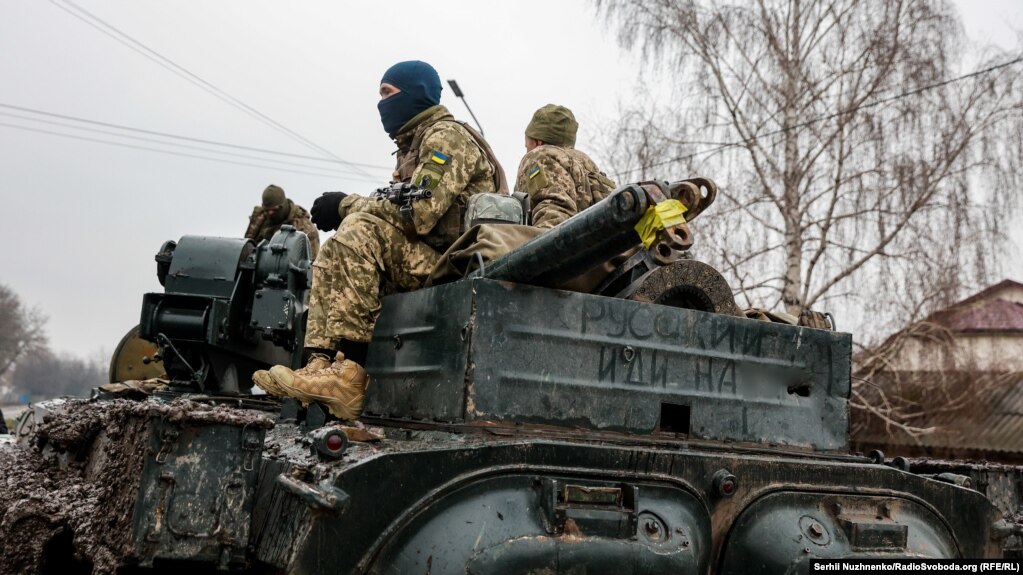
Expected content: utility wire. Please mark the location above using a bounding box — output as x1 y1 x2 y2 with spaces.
0 103 391 171
49 0 376 178
0 110 373 176
0 121 384 182
618 54 1023 178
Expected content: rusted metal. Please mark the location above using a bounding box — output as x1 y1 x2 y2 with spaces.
640 181 693 265
108 324 167 383
670 177 718 222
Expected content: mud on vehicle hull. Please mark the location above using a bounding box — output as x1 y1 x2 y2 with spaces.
1 399 1004 575
252 424 1001 574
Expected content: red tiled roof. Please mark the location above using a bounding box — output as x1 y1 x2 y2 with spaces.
935 299 1023 332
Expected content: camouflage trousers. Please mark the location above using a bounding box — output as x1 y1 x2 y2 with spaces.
305 212 442 348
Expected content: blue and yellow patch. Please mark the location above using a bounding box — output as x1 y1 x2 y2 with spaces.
528 166 541 179
430 151 449 165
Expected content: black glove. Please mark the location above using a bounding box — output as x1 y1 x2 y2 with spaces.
311 191 347 231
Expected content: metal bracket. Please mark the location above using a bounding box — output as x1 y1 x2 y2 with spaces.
276 473 351 515
154 426 180 464
240 423 263 472
538 478 638 539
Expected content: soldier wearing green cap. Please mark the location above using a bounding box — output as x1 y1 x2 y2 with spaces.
244 184 320 259
515 104 616 229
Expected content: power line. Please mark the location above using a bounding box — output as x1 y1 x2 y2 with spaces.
48 0 376 178
0 111 362 175
619 54 1023 178
0 121 384 183
0 103 392 171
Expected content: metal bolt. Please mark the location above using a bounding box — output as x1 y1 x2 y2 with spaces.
644 520 660 535
808 522 824 538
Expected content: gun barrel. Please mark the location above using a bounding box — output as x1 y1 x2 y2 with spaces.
479 184 649 287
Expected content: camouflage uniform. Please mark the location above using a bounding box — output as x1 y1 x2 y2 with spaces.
514 104 616 229
244 200 321 259
514 146 616 229
305 104 499 348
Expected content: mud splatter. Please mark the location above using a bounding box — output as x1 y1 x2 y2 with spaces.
0 397 273 574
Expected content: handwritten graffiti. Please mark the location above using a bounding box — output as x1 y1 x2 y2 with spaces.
598 345 738 394
581 299 769 356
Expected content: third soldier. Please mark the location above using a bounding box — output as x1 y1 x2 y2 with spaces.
244 184 320 258
515 104 616 228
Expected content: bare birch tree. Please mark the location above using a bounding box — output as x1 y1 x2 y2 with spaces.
0 283 47 390
597 0 1023 339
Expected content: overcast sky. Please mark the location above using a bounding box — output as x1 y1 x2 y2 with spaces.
1 0 1021 360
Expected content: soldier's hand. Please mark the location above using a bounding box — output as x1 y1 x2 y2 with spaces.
311 191 347 231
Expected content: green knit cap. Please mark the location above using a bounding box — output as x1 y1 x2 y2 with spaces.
262 184 286 208
525 104 578 147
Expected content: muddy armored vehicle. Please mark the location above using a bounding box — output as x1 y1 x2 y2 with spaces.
3 180 1020 574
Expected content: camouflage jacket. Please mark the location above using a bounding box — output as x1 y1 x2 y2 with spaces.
340 105 499 250
514 145 616 229
244 200 320 259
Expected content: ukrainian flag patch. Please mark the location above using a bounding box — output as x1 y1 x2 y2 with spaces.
528 166 541 179
430 151 449 165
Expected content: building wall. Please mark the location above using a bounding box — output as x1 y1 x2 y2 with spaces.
885 333 1023 372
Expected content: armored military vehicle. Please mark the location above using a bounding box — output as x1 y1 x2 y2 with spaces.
3 179 1020 574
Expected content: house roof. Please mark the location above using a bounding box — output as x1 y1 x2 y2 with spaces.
854 372 1023 457
853 280 1023 460
933 298 1023 332
944 279 1023 310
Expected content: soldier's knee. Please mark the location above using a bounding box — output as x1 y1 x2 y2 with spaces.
335 212 395 252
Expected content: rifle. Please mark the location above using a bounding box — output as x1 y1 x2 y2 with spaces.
372 182 434 237
373 182 433 205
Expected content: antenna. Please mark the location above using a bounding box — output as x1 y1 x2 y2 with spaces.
446 79 485 136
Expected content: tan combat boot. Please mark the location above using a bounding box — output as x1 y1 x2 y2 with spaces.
253 353 368 420
252 353 332 398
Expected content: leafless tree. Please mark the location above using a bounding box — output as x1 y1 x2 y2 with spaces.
597 0 1023 340
850 321 994 437
9 349 105 400
0 283 47 389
